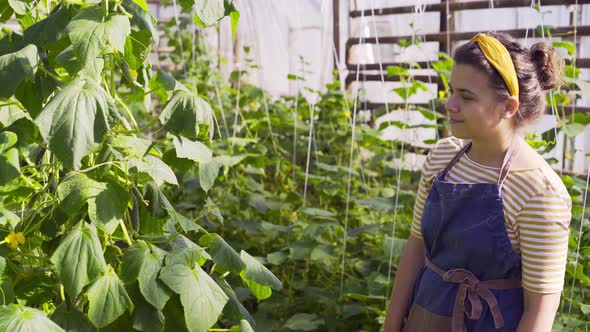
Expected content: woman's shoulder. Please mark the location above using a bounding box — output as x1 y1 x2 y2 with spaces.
511 141 572 205
431 136 466 151
421 136 465 178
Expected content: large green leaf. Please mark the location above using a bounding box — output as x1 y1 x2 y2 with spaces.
87 179 130 234
86 268 133 328
159 264 228 332
35 78 115 170
56 173 130 233
50 221 107 297
0 148 20 186
0 131 19 151
0 208 20 228
240 250 282 290
200 233 245 273
0 304 64 332
128 285 165 332
301 207 336 220
172 134 212 163
121 242 171 310
123 29 152 70
239 320 255 332
122 0 159 46
195 0 225 26
216 279 255 327
7 0 26 16
167 208 202 233
148 70 187 103
239 251 281 301
138 247 171 311
129 155 178 186
22 4 70 48
164 246 211 268
0 44 39 99
0 104 27 127
0 1 14 24
56 173 94 213
0 256 8 275
159 90 214 140
562 123 586 137
141 180 174 219
15 69 58 118
121 240 150 283
114 135 152 158
66 5 130 67
240 276 271 301
50 304 95 332
199 158 221 193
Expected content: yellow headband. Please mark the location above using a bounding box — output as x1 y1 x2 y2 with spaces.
469 33 519 97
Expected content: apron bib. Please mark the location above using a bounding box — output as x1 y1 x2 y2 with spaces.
403 140 524 332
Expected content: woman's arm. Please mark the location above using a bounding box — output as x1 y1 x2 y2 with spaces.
383 235 425 332
516 290 561 332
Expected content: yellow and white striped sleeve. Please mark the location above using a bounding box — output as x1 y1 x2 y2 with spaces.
410 166 433 239
517 187 572 293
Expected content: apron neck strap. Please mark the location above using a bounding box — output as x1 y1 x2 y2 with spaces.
440 142 472 179
497 138 519 186
440 138 519 186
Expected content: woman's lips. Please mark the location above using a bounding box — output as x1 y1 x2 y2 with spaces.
449 119 464 124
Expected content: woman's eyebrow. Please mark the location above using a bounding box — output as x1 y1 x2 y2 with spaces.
448 83 476 95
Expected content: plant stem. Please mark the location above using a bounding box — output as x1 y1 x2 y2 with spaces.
119 219 132 245
38 65 65 83
0 101 18 108
115 96 139 129
60 284 65 302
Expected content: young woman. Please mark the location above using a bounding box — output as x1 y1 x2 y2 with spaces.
384 33 572 331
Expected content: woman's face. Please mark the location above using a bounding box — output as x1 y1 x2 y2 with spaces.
445 64 512 140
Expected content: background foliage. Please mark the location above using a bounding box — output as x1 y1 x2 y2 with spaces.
0 0 589 331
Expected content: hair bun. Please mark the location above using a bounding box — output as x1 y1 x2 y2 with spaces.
529 42 564 90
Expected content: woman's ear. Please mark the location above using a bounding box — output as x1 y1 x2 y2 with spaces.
502 97 520 119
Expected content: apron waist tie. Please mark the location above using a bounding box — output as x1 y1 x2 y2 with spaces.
424 258 521 332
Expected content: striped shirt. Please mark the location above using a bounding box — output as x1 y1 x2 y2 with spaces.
411 136 572 294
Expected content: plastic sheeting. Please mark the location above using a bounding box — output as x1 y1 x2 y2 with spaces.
153 0 589 173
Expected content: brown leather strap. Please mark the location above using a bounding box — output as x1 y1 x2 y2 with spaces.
425 257 521 332
497 138 519 186
441 139 520 189
440 142 472 180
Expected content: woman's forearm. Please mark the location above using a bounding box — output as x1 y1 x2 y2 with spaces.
516 290 560 332
383 235 425 332
516 311 556 332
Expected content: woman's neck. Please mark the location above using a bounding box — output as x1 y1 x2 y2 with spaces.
466 132 517 168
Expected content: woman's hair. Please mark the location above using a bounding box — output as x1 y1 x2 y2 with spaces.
453 32 564 128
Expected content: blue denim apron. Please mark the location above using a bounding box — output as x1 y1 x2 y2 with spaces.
403 141 523 332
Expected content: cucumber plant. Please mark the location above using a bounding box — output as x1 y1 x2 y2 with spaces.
0 0 276 331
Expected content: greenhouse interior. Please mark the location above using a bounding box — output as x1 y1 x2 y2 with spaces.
0 0 590 331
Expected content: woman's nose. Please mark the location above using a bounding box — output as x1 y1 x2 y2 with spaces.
445 96 459 113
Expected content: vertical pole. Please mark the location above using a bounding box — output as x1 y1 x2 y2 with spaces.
563 2 580 172
217 21 221 71
440 0 448 54
333 0 340 72
438 0 451 138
